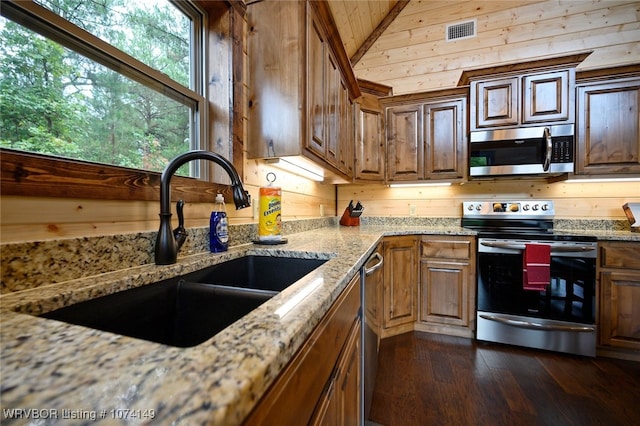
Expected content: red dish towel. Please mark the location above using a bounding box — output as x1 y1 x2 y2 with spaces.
522 243 551 291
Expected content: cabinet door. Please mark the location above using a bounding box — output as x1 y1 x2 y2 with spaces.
245 275 360 425
419 260 470 327
337 319 361 426
599 270 640 351
311 319 361 426
246 0 303 158
523 70 572 124
386 105 423 181
576 78 640 175
424 98 466 179
383 236 418 330
355 105 385 181
325 52 340 167
472 76 519 129
307 13 326 156
337 81 353 175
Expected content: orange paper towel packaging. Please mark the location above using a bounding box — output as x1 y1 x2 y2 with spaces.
258 173 282 241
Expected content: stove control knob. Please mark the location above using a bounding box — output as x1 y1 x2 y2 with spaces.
476 204 482 211
523 204 530 211
541 204 549 211
467 204 474 211
532 204 540 211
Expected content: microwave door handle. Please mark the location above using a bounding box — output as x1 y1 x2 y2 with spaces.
543 126 552 171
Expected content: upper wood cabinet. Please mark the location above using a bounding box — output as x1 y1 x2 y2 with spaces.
354 80 391 182
470 69 574 131
473 76 519 129
523 70 572 124
575 71 640 175
338 80 355 177
383 88 467 183
459 53 590 132
424 98 467 180
386 104 423 181
307 13 327 158
246 0 360 179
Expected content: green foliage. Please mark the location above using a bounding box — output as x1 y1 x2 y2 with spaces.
0 0 192 173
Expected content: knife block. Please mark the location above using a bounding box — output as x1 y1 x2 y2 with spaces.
339 207 360 226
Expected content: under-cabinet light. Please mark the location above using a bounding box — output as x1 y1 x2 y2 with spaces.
388 182 452 188
564 177 640 183
275 277 324 318
265 157 325 182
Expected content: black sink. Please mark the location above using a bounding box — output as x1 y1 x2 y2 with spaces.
188 255 328 292
41 255 327 347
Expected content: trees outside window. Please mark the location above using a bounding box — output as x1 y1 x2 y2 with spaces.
0 0 202 176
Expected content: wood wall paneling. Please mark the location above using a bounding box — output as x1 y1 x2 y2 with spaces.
1 160 335 243
337 180 639 220
354 1 640 94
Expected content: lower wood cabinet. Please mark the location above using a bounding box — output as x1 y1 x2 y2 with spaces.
381 235 419 337
377 234 476 339
598 241 640 355
311 318 361 425
417 235 476 338
244 274 361 425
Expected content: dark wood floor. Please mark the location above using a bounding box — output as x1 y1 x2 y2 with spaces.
368 331 640 426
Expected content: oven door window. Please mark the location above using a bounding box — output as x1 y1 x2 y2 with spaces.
477 252 595 324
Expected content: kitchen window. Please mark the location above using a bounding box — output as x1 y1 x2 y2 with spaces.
0 0 239 201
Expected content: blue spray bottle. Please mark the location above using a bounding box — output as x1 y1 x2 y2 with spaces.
210 193 229 252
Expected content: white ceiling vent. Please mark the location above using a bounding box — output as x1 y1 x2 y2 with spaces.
446 19 477 42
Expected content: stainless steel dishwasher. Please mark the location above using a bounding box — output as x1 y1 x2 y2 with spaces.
361 246 383 421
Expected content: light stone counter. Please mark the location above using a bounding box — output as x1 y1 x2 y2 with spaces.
0 224 472 426
554 218 640 242
555 229 640 241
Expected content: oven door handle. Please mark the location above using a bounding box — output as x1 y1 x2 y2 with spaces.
479 314 596 332
480 241 596 253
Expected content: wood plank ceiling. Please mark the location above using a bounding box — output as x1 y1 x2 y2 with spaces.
327 0 640 95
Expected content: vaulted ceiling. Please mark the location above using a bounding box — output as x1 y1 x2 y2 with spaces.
326 0 640 95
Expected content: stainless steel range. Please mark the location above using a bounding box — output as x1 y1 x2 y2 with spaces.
462 200 598 357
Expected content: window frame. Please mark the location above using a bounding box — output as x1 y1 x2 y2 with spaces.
0 0 243 203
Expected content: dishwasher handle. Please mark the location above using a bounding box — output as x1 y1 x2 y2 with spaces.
364 252 383 276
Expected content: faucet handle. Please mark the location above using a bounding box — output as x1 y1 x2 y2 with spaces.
174 200 188 250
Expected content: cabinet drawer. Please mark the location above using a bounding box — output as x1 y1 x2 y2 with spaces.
600 242 640 269
421 237 471 259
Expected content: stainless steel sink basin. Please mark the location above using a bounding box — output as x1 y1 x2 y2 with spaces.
41 255 327 347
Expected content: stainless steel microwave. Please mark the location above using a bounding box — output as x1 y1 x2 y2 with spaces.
469 124 574 178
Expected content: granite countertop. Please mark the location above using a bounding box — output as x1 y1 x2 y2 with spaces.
1 224 637 425
0 224 472 425
555 228 640 241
